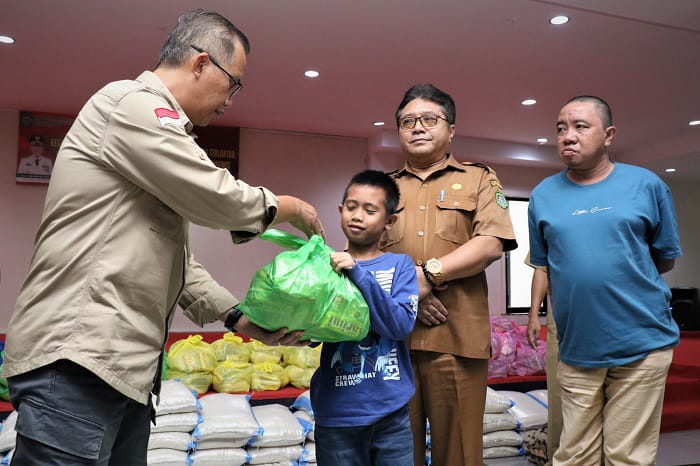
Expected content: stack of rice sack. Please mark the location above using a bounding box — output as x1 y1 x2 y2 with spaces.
482 387 525 459
518 389 550 465
188 393 258 465
245 404 309 464
0 410 17 464
148 379 201 466
488 317 546 378
291 391 316 465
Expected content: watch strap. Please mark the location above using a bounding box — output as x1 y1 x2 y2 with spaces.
421 262 438 288
224 307 244 332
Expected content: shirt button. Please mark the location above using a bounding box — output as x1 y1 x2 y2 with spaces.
422 183 428 188
418 231 424 236
419 205 426 211
417 260 424 266
453 201 459 206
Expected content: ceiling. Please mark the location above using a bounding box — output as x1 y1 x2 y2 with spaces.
2 0 699 181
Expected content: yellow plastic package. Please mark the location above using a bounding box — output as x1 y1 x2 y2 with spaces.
212 360 251 393
211 332 250 363
250 361 289 391
167 335 216 373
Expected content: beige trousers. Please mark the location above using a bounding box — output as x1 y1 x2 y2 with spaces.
554 348 673 466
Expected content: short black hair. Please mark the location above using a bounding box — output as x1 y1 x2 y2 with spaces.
565 95 613 128
342 170 400 216
157 9 250 69
395 84 456 127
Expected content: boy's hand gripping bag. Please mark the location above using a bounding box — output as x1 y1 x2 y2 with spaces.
237 229 370 342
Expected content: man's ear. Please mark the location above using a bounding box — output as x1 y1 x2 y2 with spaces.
384 214 398 231
604 125 617 147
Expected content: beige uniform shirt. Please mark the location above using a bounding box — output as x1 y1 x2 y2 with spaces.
5 71 277 404
380 154 517 358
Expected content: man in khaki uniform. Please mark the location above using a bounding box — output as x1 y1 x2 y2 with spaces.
4 10 323 466
380 84 517 466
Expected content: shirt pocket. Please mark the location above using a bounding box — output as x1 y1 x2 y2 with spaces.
379 199 405 250
435 194 475 244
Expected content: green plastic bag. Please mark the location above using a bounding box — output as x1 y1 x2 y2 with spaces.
238 229 370 342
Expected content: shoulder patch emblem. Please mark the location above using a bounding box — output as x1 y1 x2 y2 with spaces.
495 191 508 209
490 180 503 189
155 107 182 127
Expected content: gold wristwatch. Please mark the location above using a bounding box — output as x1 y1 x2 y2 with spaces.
425 258 445 287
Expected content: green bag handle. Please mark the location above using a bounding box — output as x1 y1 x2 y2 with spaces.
260 228 318 250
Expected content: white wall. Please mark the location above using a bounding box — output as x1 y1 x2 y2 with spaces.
1 108 697 332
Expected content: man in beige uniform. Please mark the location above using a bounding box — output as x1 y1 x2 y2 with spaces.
380 84 517 466
4 10 322 466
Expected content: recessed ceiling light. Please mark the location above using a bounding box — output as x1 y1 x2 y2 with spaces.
536 138 548 144
665 168 677 173
372 121 385 126
550 15 569 25
521 99 537 106
304 70 319 78
689 120 700 126
0 35 15 44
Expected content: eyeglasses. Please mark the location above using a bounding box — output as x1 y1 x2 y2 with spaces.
398 114 448 130
191 45 243 99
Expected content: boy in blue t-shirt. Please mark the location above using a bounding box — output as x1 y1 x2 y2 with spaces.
311 170 419 466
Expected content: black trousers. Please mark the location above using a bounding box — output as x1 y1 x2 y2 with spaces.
8 360 151 466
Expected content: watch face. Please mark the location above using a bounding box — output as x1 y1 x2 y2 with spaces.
427 259 442 274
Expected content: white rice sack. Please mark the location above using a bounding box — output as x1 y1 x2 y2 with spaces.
485 386 513 413
526 389 549 408
189 447 248 466
151 411 201 433
146 448 189 465
148 431 194 451
0 411 17 453
483 413 520 433
499 390 548 430
250 404 306 447
482 445 524 459
246 444 303 464
482 430 523 448
301 440 316 463
195 437 250 449
154 380 201 416
193 393 261 443
290 390 313 417
293 410 314 441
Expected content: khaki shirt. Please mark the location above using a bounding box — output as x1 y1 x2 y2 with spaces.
5 71 277 404
380 154 517 358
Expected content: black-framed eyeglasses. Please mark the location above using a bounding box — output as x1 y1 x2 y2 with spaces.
191 45 243 99
398 114 448 130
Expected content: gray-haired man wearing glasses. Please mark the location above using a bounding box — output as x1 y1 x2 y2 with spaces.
4 9 323 465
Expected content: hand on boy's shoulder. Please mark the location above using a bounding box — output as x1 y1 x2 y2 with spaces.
330 251 356 273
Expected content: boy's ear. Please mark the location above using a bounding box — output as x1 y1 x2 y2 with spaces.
337 204 343 214
384 213 398 230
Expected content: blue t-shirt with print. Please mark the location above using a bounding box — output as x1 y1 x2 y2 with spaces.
528 163 682 368
310 252 418 427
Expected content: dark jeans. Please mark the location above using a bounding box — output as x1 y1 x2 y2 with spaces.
315 404 413 466
8 360 151 466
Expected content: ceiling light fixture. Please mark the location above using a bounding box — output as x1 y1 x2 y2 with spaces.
550 15 569 25
0 35 15 44
689 120 700 126
304 70 319 78
521 99 537 106
372 121 385 126
536 138 548 144
665 168 677 173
